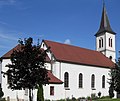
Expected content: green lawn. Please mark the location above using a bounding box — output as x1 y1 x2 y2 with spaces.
96 98 120 101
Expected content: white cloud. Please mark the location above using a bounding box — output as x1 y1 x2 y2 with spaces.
0 32 17 41
0 0 17 6
64 39 71 44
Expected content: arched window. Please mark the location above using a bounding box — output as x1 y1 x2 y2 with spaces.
64 72 69 88
102 38 103 47
99 39 101 48
111 39 112 47
99 37 103 48
102 75 105 88
91 74 95 88
109 38 112 47
79 73 83 88
109 38 110 47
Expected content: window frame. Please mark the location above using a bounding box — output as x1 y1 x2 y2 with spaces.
91 74 95 89
50 86 54 96
79 73 83 88
64 72 69 88
102 75 105 88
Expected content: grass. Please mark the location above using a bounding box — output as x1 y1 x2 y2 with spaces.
94 98 120 101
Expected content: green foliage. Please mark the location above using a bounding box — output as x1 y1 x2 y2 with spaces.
0 98 6 101
108 68 115 98
114 58 120 93
108 52 120 98
57 99 65 101
44 100 50 101
0 86 4 98
100 96 110 99
37 84 44 101
72 97 76 101
2 37 50 101
87 96 91 100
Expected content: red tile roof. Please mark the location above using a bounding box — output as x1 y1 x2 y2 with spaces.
1 44 50 62
2 44 21 59
1 40 115 68
1 45 63 84
43 40 115 68
47 71 63 84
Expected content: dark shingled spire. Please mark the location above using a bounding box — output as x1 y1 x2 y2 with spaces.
95 3 116 36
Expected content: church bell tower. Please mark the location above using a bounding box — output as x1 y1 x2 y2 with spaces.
95 3 116 62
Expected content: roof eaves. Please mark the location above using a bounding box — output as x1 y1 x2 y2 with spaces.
56 59 114 69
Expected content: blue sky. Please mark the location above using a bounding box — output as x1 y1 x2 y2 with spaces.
0 0 120 59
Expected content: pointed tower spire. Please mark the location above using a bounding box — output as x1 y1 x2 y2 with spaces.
95 2 116 36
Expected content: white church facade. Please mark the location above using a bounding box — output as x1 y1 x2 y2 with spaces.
0 4 117 101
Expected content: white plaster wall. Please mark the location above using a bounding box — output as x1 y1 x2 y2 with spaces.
105 32 115 51
52 62 61 79
58 62 111 99
96 33 106 52
105 32 116 62
43 61 112 100
1 58 113 101
96 32 116 62
43 84 64 100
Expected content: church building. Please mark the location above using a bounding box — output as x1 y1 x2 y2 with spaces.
0 3 116 101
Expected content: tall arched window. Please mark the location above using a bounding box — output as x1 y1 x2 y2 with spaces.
79 73 83 88
91 74 95 88
109 38 111 47
64 72 69 88
111 39 112 47
99 37 103 48
102 75 105 88
102 38 103 47
109 38 112 47
99 39 101 48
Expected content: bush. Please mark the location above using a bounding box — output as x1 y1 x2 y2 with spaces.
0 98 6 101
72 97 76 101
100 96 110 99
77 97 86 101
57 99 65 101
86 96 91 100
45 99 50 101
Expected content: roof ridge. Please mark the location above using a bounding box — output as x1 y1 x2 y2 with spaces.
44 39 98 53
44 39 115 68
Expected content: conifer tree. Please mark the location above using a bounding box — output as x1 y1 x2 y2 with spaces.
114 55 120 94
0 85 4 99
2 37 50 101
108 51 120 98
37 84 44 101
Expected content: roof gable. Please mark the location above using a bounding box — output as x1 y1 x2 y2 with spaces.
44 40 115 68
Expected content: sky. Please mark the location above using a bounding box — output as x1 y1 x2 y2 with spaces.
0 0 120 59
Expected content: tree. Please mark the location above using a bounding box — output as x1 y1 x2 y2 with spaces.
0 85 4 99
108 68 115 98
108 51 120 98
37 84 44 101
114 56 120 93
2 37 50 101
